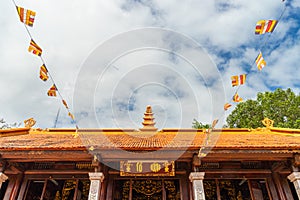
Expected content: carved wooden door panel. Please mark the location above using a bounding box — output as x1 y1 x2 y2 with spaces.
113 179 180 200
132 180 163 200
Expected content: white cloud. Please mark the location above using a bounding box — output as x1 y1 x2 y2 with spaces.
0 0 299 129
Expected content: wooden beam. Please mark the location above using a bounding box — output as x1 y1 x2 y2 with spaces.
24 170 90 175
1 150 92 162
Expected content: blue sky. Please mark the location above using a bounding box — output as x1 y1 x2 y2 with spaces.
1 0 300 129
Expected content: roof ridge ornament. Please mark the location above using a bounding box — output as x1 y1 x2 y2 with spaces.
24 117 36 128
139 105 158 132
262 118 274 128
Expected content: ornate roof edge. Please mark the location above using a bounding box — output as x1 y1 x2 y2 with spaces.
269 127 300 135
1 126 300 136
0 127 30 137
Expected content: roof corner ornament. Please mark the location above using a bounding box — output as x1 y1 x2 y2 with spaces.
24 118 36 128
262 118 274 128
72 128 79 138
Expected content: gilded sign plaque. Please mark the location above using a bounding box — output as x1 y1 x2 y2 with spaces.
120 160 175 176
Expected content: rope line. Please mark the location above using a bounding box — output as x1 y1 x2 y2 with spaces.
11 0 79 130
198 1 288 158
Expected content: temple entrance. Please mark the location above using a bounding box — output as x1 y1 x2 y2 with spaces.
204 179 270 200
23 178 90 200
113 179 181 200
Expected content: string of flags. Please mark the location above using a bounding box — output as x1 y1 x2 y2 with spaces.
255 20 278 35
47 85 57 97
231 74 246 87
39 64 48 81
16 6 36 27
11 0 287 132
222 2 287 113
232 93 243 103
255 52 267 71
12 0 78 128
28 39 42 56
199 0 287 158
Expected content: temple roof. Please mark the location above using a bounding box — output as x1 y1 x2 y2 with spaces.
0 126 300 151
0 106 299 153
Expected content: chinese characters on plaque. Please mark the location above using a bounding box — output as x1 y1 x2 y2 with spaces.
120 160 175 176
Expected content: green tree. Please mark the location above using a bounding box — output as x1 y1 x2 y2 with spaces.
192 119 211 129
0 118 20 129
226 88 300 128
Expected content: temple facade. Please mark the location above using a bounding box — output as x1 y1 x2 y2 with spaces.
0 106 300 200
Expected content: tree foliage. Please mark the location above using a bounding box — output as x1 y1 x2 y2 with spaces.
0 118 20 129
226 88 300 129
192 119 211 129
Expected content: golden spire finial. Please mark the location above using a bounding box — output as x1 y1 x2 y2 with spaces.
140 105 157 131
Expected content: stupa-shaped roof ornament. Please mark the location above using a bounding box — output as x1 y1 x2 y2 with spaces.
139 105 158 131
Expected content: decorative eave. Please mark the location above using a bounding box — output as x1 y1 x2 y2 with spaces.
269 127 300 134
1 114 300 152
1 126 300 149
0 127 30 137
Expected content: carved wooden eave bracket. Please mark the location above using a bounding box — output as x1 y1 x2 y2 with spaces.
293 154 300 167
5 162 26 174
0 158 7 172
92 154 102 172
271 161 289 172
